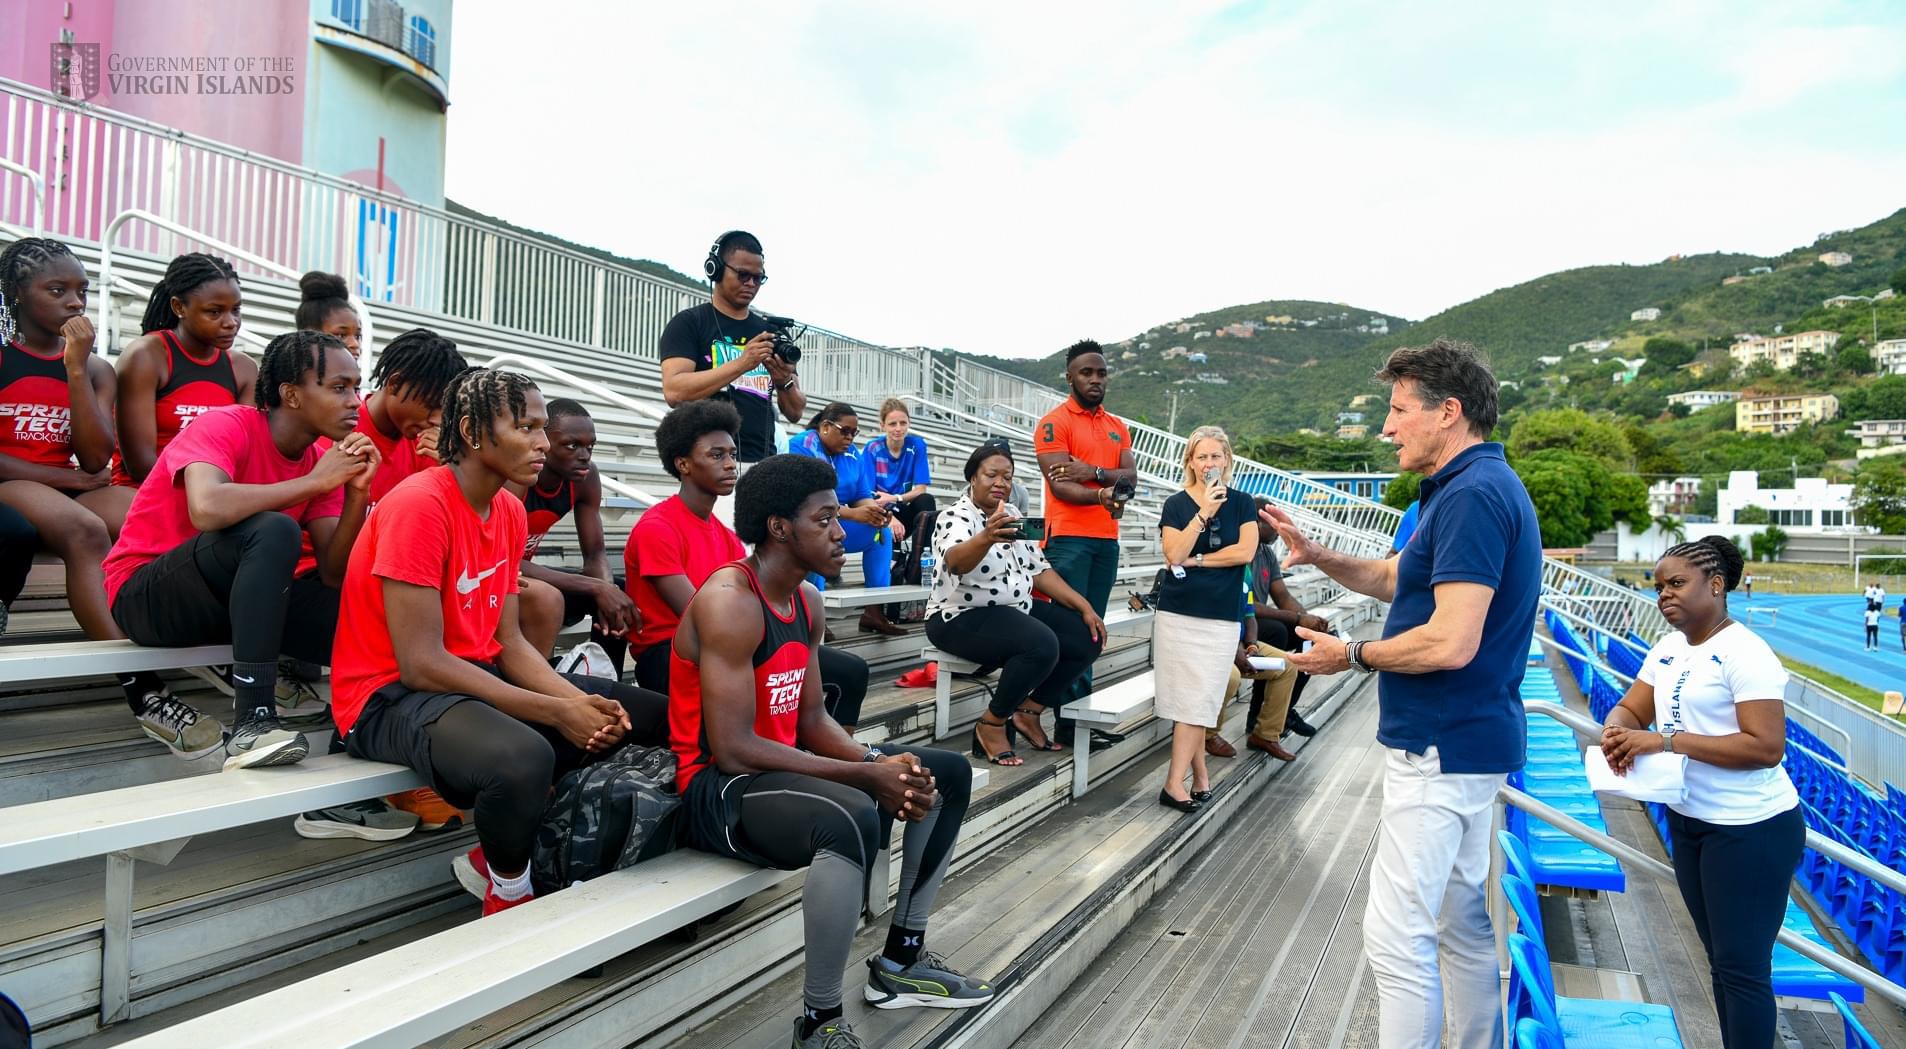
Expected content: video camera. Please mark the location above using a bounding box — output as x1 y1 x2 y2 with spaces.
760 314 806 365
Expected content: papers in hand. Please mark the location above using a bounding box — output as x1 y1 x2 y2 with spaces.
1247 655 1286 672
1584 746 1687 804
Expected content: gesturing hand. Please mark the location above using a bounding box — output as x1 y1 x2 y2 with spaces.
1258 505 1323 568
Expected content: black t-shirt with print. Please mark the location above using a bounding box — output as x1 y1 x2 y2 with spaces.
658 303 777 462
1158 487 1255 620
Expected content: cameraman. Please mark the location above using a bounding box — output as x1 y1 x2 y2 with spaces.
660 231 805 482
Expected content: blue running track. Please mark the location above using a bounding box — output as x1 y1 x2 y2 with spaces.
1730 593 1906 695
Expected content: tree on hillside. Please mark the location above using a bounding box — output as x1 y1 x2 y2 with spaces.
1892 263 1906 297
1853 457 1906 534
1383 472 1421 510
1840 376 1906 421
1512 449 1649 547
1638 338 1695 377
1837 345 1874 377
1506 408 1634 466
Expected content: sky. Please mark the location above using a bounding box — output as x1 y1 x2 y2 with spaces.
443 1 1906 359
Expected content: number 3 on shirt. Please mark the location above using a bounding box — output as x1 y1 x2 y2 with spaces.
1040 422 1055 443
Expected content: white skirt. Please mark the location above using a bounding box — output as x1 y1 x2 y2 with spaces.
1151 609 1238 728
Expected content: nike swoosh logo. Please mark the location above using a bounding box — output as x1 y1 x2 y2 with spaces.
455 559 508 595
233 674 256 684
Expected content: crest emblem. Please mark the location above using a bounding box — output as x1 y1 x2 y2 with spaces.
51 42 101 100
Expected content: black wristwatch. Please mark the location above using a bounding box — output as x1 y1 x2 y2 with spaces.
1094 466 1107 485
860 746 885 763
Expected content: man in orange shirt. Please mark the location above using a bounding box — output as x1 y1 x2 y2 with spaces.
1033 339 1136 747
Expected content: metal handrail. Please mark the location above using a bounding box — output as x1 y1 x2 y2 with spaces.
482 353 666 423
98 209 376 366
598 475 662 507
0 157 46 235
1511 699 1906 1007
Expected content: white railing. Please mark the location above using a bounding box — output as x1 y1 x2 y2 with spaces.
0 156 46 236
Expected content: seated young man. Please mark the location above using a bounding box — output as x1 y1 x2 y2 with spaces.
329 369 668 915
510 398 636 671
102 331 375 767
671 454 993 1049
628 401 869 732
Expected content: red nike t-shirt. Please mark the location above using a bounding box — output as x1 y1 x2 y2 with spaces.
293 400 434 576
330 468 527 736
103 405 344 605
624 494 746 652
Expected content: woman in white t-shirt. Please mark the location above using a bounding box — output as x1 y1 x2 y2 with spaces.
1600 535 1801 1049
1865 605 1882 651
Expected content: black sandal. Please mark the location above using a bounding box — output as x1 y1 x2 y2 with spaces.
970 717 1022 765
1012 706 1065 751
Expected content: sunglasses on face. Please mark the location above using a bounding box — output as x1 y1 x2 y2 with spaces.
730 269 768 286
828 422 859 439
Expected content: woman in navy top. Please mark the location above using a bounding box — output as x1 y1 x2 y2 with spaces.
864 398 937 548
789 401 902 635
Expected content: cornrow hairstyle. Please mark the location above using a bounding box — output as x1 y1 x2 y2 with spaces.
655 399 741 479
255 330 342 410
964 440 1013 481
546 397 591 425
439 368 536 465
1660 535 1745 592
295 270 354 330
139 252 240 335
370 327 470 409
805 401 856 434
1065 339 1105 363
733 453 837 546
0 237 79 334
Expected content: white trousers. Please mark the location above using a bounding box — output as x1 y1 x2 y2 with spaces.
1363 746 1506 1049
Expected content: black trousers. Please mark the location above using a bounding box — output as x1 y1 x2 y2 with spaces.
345 665 669 874
0 502 35 608
924 602 1102 719
635 640 871 728
111 512 338 666
888 492 937 551
1667 805 1805 1049
545 567 630 673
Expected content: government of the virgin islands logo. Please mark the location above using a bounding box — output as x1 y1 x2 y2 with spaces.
51 42 102 101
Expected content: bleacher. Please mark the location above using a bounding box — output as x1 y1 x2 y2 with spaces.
0 222 1397 1047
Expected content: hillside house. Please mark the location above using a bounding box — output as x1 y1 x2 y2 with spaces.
1748 265 1773 274
1819 251 1853 267
1348 394 1380 407
1265 314 1294 324
1163 346 1190 359
1735 392 1839 434
1192 331 1212 340
1187 351 1208 364
1876 339 1906 376
1719 471 1861 533
1824 295 1865 308
1729 330 1841 372
1848 419 1906 458
1334 424 1370 440
1666 390 1740 413
1648 476 1703 516
1174 323 1193 334
1120 350 1138 360
1610 357 1647 384
1298 471 1398 502
1337 411 1364 424
1568 339 1614 353
1536 355 1563 367
1630 307 1662 322
1194 372 1227 384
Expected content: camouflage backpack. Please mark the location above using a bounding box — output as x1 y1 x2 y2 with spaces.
530 743 682 896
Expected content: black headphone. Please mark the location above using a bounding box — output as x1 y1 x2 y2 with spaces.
704 230 747 284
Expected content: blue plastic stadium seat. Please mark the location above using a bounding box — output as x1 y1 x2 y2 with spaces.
1773 900 1865 1002
1514 1017 1564 1049
1833 991 1884 1049
1506 933 1682 1049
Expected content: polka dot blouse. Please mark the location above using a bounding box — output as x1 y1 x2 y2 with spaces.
927 494 1050 621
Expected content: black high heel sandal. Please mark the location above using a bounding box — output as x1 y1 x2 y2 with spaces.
970 716 1021 765
1012 707 1065 752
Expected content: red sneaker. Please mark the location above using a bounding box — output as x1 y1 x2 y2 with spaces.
482 885 534 916
451 846 490 899
896 663 939 689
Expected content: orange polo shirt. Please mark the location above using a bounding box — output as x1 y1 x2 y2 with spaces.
1033 398 1131 541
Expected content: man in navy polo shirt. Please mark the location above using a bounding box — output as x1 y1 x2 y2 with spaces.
1262 338 1539 1049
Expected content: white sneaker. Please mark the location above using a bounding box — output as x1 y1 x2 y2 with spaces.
136 693 226 760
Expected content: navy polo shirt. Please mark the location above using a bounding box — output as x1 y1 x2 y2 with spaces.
1377 442 1539 773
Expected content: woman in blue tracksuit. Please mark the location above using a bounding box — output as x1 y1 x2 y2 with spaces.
789 401 903 635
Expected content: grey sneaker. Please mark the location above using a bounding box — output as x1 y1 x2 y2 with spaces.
791 1017 864 1048
135 693 226 760
294 799 420 841
863 952 996 1010
223 716 309 770
274 675 330 725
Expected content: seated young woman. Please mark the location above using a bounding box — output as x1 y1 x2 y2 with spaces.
924 442 1105 765
787 401 903 636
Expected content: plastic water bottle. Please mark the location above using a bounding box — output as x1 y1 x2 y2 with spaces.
919 551 937 584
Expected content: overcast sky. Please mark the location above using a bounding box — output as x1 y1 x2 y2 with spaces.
443 1 1906 359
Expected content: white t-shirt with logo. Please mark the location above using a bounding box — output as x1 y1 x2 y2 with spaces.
1867 608 1882 628
1636 622 1798 825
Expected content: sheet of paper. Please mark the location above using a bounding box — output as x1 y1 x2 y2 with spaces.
1248 656 1286 672
1583 745 1688 804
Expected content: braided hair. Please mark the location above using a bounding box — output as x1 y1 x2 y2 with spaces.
295 270 354 330
439 368 536 465
371 327 469 409
0 237 80 342
139 252 239 334
254 330 343 410
1660 535 1745 592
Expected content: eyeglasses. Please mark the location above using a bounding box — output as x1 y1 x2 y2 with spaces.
730 269 768 286
827 422 859 439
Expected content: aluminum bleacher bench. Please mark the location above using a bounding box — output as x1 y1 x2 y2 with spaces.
1065 670 1158 798
920 605 1148 743
0 639 234 688
821 584 930 611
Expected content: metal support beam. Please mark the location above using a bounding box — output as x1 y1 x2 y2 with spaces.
102 851 134 1024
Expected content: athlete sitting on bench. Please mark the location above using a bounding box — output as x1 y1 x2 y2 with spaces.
671 454 994 1049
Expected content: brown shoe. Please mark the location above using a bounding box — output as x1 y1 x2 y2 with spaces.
1205 734 1237 758
858 608 906 637
1246 734 1297 761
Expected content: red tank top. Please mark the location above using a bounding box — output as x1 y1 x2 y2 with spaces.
670 561 816 791
112 331 241 486
0 340 78 469
523 477 575 556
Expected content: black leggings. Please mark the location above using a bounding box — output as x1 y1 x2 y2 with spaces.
1667 805 1805 1049
347 671 668 875
636 640 870 728
924 601 1102 719
1867 624 1880 647
0 502 35 608
889 492 938 552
